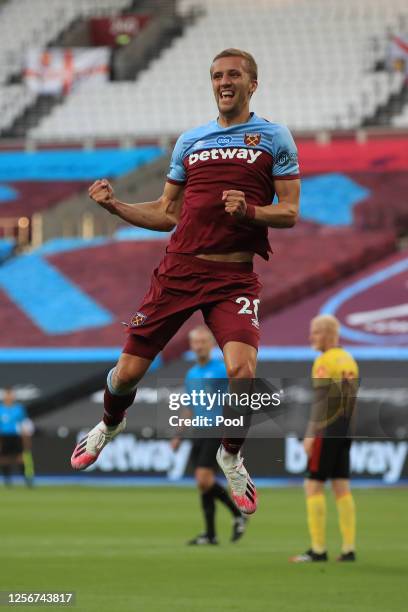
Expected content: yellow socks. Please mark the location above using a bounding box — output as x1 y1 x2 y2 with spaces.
336 493 356 553
306 494 326 554
306 491 355 555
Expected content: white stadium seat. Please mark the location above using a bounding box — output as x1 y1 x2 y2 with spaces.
1 0 406 138
0 0 133 132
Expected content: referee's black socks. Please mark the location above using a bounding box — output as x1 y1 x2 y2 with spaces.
201 489 216 539
210 482 241 518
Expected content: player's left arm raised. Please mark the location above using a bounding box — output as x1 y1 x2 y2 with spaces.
257 178 300 227
223 124 300 227
223 179 300 228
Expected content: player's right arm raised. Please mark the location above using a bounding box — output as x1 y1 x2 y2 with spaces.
88 179 184 232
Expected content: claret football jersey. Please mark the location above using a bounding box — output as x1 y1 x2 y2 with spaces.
166 112 300 260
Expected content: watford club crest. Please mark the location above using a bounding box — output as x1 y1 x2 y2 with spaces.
130 311 147 327
244 133 261 146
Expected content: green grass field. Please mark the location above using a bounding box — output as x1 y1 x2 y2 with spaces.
0 486 406 611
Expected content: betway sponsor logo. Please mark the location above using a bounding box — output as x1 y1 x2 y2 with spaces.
285 437 408 483
188 148 262 165
78 432 192 480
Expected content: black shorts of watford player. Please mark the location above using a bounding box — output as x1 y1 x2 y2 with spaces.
71 48 300 517
290 315 359 563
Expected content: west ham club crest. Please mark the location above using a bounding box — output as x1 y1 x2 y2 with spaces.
244 133 261 146
130 312 147 327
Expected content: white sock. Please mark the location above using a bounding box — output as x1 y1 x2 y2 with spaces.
221 446 240 465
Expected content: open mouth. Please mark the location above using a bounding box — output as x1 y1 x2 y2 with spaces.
219 89 235 101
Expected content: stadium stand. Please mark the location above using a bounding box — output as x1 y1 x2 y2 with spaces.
0 0 135 132
0 182 88 237
0 146 163 243
0 2 405 360
0 227 395 359
5 135 404 246
0 238 15 263
297 137 408 236
29 0 408 140
354 171 408 235
260 248 408 348
0 135 404 361
0 85 37 133
0 0 132 84
392 100 408 127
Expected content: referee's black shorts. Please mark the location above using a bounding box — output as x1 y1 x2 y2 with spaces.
190 437 221 470
307 436 351 481
0 435 23 457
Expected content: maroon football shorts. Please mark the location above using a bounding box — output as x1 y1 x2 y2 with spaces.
123 253 262 360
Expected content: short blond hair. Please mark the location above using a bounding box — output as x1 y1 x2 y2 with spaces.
311 314 340 337
211 48 258 81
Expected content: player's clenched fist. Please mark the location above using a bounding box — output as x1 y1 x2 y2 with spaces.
88 178 117 214
222 190 247 217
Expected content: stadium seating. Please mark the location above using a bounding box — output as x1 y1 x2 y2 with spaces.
0 146 163 225
0 226 395 359
0 134 403 357
353 172 408 235
0 0 133 85
392 103 408 127
0 0 134 132
0 181 88 223
0 238 15 263
260 247 408 349
0 85 37 132
30 0 408 139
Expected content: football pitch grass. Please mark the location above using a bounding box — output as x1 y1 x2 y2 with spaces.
1 486 406 611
